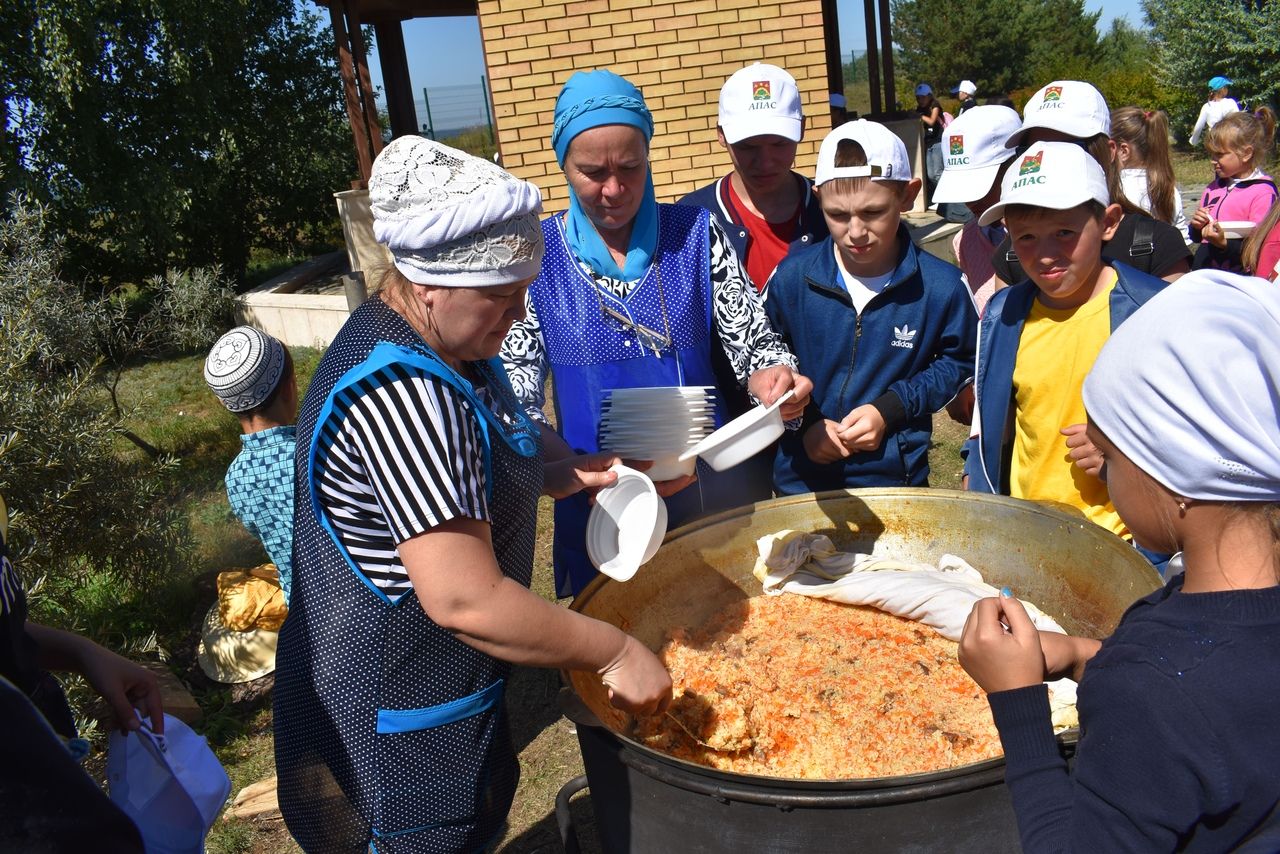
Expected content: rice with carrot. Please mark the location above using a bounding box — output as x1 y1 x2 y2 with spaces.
632 594 1002 779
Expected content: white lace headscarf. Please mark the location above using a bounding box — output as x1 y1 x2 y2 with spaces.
369 136 544 286
1083 269 1280 502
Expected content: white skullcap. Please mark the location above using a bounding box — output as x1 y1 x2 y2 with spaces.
205 326 286 413
369 135 544 286
1083 270 1280 502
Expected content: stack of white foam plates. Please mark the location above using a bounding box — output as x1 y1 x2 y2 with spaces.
598 386 716 480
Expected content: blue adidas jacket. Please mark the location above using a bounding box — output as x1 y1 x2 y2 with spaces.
765 225 977 494
678 173 828 291
964 262 1168 493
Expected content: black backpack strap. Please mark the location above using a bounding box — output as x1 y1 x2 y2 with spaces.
991 233 1024 283
1129 216 1155 272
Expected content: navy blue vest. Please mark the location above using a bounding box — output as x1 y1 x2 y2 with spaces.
274 298 542 853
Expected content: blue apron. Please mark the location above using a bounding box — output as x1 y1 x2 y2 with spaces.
532 204 756 597
274 299 541 854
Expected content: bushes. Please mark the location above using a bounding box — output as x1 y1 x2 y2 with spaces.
0 193 233 620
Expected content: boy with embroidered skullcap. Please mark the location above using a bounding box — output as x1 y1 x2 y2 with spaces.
205 326 298 603
964 140 1169 564
765 120 977 494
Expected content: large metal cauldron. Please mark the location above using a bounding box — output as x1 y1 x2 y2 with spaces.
564 488 1162 853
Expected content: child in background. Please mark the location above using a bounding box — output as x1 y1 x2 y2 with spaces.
1242 197 1280 281
992 80 1191 284
204 326 298 604
964 141 1168 564
1188 75 1241 146
1110 106 1191 241
1190 108 1278 272
765 120 976 494
959 269 1280 852
915 84 945 208
933 104 1024 315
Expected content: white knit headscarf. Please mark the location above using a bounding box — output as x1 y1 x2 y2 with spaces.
369 136 544 286
1083 269 1280 502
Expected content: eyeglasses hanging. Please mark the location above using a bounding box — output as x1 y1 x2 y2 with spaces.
591 262 675 358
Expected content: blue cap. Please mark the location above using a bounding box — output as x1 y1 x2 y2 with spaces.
915 83 933 97
1208 76 1232 91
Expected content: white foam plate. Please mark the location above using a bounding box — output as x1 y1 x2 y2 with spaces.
586 465 668 582
679 390 795 472
1217 221 1256 239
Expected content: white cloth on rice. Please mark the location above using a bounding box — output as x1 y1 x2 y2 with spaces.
753 530 1078 727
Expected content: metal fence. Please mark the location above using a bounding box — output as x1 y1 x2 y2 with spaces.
419 80 494 141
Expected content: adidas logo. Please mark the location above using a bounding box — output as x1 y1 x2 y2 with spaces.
891 324 917 349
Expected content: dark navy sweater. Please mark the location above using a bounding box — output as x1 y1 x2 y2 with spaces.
988 574 1280 852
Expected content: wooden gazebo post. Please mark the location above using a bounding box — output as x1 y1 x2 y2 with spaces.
324 0 384 187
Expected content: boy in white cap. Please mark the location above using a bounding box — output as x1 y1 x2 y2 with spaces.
204 326 298 603
991 80 1191 285
764 120 976 495
964 141 1170 565
680 62 828 294
933 104 1023 315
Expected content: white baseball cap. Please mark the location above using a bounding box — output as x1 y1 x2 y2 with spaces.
815 119 911 187
954 80 977 96
933 105 1022 204
719 63 803 144
1005 80 1111 148
978 141 1109 226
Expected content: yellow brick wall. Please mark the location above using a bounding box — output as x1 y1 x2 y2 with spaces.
477 0 831 215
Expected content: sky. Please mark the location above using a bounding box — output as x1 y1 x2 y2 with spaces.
351 0 1148 132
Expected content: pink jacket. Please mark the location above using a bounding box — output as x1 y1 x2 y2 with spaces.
1192 173 1278 271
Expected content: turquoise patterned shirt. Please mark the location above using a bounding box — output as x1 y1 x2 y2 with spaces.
225 426 296 603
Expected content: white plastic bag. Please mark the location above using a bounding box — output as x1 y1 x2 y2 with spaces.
107 714 231 854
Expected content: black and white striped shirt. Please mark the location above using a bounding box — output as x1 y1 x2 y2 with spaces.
313 362 491 600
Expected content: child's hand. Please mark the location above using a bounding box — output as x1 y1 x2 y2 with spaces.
1201 219 1227 248
803 420 851 464
958 593 1046 694
79 644 165 734
837 405 886 452
1039 631 1102 683
1061 423 1104 478
1190 206 1213 230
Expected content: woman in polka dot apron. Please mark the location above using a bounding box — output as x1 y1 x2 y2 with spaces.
273 136 672 854
501 70 813 598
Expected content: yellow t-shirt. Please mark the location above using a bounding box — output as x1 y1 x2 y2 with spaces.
1009 271 1126 538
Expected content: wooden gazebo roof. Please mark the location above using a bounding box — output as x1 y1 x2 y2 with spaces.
311 0 480 185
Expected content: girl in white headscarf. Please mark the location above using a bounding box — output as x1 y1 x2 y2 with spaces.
958 269 1280 851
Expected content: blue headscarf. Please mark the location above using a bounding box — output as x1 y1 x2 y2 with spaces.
551 70 657 282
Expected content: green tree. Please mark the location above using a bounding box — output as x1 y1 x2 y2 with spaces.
890 0 1101 99
0 0 354 286
0 194 212 592
1144 0 1280 141
1088 18 1174 114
